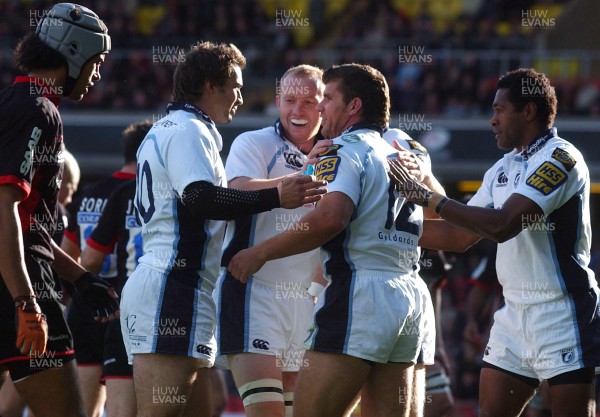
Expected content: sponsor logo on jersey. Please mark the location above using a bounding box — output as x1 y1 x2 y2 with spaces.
20 127 42 174
283 151 303 169
126 215 140 229
514 171 521 187
525 162 567 195
551 148 576 172
341 134 360 143
77 212 102 225
316 144 343 157
560 348 575 364
496 171 508 187
314 156 340 182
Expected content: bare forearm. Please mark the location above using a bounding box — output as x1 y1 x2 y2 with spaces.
259 214 342 262
432 198 510 242
51 239 86 282
80 247 105 274
389 159 534 243
467 285 491 322
420 218 480 252
0 205 34 299
423 172 445 196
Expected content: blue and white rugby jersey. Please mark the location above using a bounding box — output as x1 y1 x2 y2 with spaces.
468 128 595 304
382 128 432 172
134 106 226 291
316 125 423 278
221 121 320 283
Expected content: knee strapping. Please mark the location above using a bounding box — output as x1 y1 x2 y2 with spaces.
284 392 293 417
238 378 284 407
425 371 451 395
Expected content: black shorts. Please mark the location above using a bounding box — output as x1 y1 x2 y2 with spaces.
102 318 132 380
67 293 105 365
0 254 75 382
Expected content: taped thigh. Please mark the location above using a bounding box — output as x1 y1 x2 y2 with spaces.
238 378 284 407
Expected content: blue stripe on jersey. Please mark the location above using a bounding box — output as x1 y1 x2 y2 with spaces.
218 215 257 354
243 277 254 352
187 278 200 356
221 215 255 266
217 271 252 354
547 190 590 294
354 147 370 208
313 229 354 352
267 146 286 174
152 198 181 352
385 182 395 230
143 133 166 167
569 288 600 368
154 199 207 355
566 295 584 368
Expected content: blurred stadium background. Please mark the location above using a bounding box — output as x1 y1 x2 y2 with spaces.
2 0 600 415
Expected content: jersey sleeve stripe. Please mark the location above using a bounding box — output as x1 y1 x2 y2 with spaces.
0 175 31 199
62 228 79 245
85 236 115 254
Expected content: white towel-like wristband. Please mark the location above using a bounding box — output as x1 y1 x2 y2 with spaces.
307 282 326 297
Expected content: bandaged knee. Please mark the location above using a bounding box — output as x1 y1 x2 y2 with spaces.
238 378 284 407
425 370 451 395
284 392 293 417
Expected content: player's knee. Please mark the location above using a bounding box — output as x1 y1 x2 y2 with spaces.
283 392 293 417
238 378 284 408
425 369 451 396
424 370 453 416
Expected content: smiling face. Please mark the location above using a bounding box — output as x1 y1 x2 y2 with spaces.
276 75 322 149
68 53 105 101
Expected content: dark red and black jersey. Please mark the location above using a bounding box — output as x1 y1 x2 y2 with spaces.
0 76 63 260
86 180 141 292
63 171 135 277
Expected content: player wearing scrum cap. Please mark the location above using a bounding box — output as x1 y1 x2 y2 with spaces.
0 4 115 417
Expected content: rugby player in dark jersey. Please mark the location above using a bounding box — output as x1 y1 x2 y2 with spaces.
0 4 117 417
60 121 148 417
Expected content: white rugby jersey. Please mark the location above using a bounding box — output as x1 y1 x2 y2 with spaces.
468 128 595 304
221 121 320 284
382 128 431 276
316 125 423 277
382 128 432 172
134 105 226 291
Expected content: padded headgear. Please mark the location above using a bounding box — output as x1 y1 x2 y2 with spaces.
36 3 110 81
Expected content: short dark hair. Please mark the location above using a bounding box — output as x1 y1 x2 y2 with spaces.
322 64 390 128
14 33 67 73
172 41 246 103
123 120 152 164
496 68 557 127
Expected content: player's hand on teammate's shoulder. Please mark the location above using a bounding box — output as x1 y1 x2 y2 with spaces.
277 175 327 209
227 248 266 283
74 272 120 323
390 140 430 183
387 158 431 206
303 139 334 168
